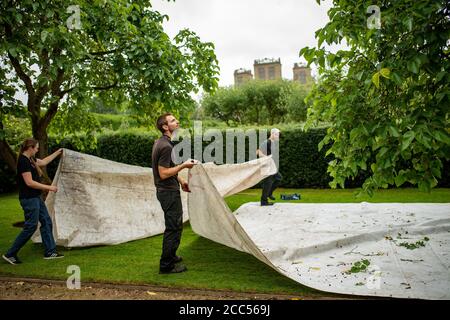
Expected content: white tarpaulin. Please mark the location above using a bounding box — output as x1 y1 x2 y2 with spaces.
33 149 450 299
32 149 276 247
188 164 450 300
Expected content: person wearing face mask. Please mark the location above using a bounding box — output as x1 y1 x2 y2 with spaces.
2 138 64 265
152 113 197 274
257 128 282 206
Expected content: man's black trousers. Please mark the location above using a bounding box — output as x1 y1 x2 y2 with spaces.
261 172 282 202
157 190 183 271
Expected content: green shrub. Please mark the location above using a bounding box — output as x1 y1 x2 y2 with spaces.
94 113 140 131
2 128 449 193
96 131 158 167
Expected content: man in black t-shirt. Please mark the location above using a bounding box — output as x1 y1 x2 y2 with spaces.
257 128 282 206
152 113 197 274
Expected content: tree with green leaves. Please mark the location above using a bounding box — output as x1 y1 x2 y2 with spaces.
242 80 291 125
0 0 219 171
301 0 450 194
282 81 310 123
202 80 302 126
202 86 248 126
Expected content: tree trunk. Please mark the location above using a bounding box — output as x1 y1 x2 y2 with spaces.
0 120 18 172
32 117 52 186
0 139 17 172
33 125 49 160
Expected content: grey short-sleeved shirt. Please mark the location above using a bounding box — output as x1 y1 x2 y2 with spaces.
259 139 280 172
259 139 277 156
152 135 179 191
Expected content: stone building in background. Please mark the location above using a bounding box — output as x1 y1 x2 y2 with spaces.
234 58 314 86
233 68 253 86
293 63 313 84
253 58 282 81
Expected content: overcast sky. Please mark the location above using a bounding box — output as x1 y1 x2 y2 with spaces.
151 0 336 87
13 1 340 104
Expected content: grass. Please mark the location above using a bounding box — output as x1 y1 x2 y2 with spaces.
0 188 449 296
226 188 450 211
93 113 140 131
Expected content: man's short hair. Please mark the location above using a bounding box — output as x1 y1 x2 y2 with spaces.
271 128 280 135
156 113 173 134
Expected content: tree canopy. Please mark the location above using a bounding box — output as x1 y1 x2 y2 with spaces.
0 0 219 170
301 0 450 194
201 80 310 126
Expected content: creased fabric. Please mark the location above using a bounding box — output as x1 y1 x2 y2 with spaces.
33 149 450 299
32 149 276 247
188 164 450 300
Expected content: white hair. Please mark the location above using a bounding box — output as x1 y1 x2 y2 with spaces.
271 128 280 135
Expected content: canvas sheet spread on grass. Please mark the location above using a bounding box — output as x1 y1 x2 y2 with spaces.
33 149 450 299
188 165 450 300
32 149 277 247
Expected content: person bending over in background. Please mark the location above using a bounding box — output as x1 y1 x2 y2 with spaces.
257 128 282 206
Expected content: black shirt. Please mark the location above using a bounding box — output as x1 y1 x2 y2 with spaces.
152 135 180 191
17 154 42 199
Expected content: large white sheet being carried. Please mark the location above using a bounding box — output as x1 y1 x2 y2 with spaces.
32 149 276 247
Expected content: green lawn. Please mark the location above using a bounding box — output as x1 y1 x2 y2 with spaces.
0 188 449 296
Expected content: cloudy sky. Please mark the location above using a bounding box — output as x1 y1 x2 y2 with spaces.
151 0 336 87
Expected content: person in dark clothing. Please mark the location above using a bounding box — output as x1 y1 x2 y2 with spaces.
2 138 64 265
152 113 197 274
257 128 282 206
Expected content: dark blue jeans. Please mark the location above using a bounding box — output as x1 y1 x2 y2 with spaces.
6 197 56 257
157 190 183 271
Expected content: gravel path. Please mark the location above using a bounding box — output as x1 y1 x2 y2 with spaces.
0 277 349 300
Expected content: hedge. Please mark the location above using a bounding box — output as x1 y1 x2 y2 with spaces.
1 128 449 193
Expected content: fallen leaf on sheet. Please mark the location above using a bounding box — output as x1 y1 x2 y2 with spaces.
400 283 412 289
